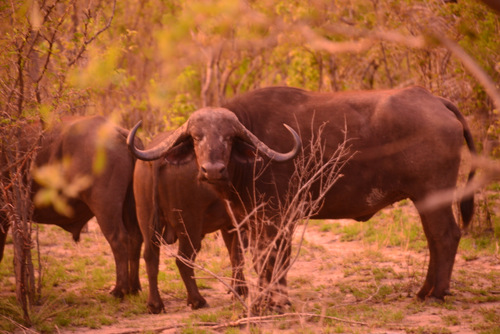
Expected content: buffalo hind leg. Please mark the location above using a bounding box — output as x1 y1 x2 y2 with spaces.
0 216 10 262
123 190 143 294
94 211 131 298
416 205 461 300
176 235 207 309
221 227 248 298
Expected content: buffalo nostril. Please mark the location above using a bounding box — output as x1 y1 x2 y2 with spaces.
201 162 226 179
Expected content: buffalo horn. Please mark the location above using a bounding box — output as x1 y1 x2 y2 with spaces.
237 123 301 162
127 120 189 161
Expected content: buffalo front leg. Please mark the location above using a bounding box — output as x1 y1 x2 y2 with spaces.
127 231 143 294
144 240 165 313
416 206 461 300
221 227 248 298
176 235 207 309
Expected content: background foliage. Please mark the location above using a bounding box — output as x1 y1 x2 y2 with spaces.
81 0 500 142
3 0 497 138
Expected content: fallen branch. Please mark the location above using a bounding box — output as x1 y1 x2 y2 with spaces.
208 312 369 329
0 315 38 334
120 312 368 333
114 323 185 334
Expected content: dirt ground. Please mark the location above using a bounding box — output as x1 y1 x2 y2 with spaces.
45 217 499 334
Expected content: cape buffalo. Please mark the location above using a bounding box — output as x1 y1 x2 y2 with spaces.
0 115 143 298
127 86 476 307
133 129 257 313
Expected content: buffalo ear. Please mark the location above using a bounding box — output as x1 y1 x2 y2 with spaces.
232 138 260 163
164 139 195 165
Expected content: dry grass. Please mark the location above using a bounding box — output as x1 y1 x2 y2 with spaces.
0 201 499 333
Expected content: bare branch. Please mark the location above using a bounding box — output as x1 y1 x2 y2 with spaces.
301 24 426 54
428 32 500 111
201 56 214 107
417 155 500 214
217 119 355 314
67 0 117 67
301 22 500 112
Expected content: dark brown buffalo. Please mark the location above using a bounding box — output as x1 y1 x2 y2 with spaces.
479 0 500 13
0 115 143 298
133 130 251 314
128 86 476 307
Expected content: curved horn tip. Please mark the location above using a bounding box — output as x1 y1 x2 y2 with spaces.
269 123 301 162
133 120 143 131
282 123 297 134
282 123 293 132
283 123 301 147
127 120 143 146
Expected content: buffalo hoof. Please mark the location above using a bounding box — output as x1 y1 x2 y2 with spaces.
189 297 208 310
415 292 446 304
130 283 142 294
416 292 426 301
417 287 451 302
148 302 166 314
425 296 445 304
270 296 292 314
110 287 126 299
428 289 452 302
416 286 431 300
251 295 292 315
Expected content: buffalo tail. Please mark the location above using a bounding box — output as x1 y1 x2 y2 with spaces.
439 97 477 228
